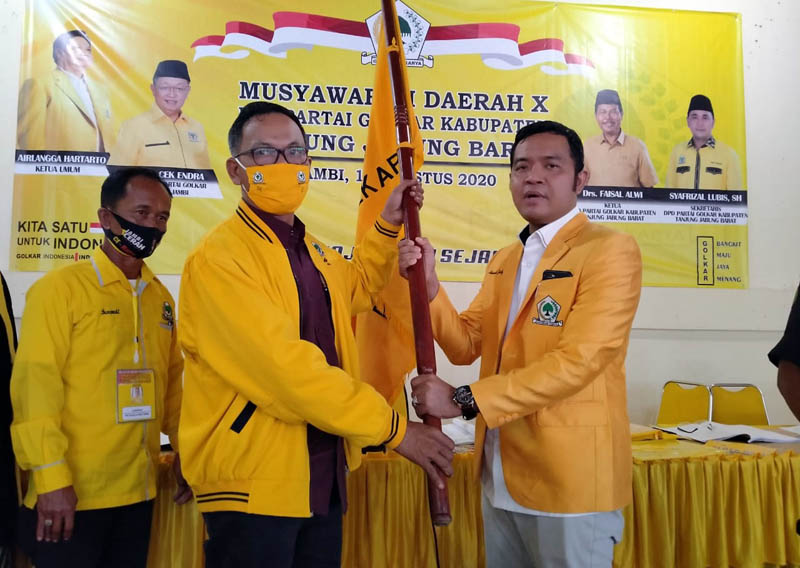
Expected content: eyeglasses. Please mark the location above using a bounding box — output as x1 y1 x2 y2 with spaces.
235 145 308 166
156 86 190 95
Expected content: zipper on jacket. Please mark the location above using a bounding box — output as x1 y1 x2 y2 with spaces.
135 279 151 502
290 271 303 328
136 280 150 366
318 272 333 312
281 241 305 331
317 272 337 344
142 422 150 501
173 122 188 168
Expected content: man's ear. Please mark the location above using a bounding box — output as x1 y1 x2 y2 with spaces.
226 157 246 187
97 207 113 230
573 169 589 194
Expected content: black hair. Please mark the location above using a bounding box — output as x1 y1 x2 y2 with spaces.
101 167 172 209
227 102 307 155
509 121 584 174
52 30 91 65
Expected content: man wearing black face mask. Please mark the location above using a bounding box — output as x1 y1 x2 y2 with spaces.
10 167 191 568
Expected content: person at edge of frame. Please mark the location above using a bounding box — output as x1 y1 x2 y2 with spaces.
10 167 191 568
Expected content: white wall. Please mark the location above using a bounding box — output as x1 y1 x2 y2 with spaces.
1 0 798 425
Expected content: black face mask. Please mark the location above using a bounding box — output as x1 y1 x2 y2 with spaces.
103 210 164 259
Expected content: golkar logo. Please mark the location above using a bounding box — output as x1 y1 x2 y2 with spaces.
533 296 563 327
161 301 175 330
191 6 596 76
312 242 331 264
364 1 433 68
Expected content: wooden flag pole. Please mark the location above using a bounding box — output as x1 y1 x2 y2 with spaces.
380 0 451 526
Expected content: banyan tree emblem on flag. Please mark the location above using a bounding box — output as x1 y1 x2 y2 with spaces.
364 1 432 68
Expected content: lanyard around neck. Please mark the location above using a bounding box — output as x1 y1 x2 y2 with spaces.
131 279 141 364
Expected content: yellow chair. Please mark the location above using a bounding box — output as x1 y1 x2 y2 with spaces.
656 381 711 424
710 383 769 425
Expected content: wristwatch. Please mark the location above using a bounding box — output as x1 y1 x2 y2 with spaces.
452 385 479 420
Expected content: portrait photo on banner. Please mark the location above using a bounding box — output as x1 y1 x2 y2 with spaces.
11 0 747 287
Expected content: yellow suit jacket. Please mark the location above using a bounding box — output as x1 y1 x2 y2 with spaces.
431 213 641 513
17 68 114 152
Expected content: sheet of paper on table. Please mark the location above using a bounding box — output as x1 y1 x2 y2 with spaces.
655 421 800 444
442 418 476 445
780 424 800 435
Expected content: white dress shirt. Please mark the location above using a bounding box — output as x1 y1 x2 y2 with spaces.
481 206 592 517
65 70 102 151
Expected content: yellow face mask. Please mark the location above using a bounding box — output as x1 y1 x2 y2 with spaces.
238 161 310 215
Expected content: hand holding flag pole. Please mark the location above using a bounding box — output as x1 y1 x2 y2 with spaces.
380 0 451 526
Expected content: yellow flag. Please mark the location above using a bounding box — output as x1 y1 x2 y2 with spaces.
355 14 424 404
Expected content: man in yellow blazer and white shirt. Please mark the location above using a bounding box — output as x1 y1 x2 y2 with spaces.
17 30 114 152
406 121 642 567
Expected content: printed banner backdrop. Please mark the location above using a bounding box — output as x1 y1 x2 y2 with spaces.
11 0 747 287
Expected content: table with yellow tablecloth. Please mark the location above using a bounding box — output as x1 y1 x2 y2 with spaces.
149 441 800 568
617 439 800 568
146 450 483 568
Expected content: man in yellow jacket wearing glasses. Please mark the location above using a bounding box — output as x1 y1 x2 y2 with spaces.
10 168 190 568
179 102 454 567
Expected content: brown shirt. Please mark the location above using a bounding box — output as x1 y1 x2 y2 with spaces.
254 209 346 516
584 131 659 187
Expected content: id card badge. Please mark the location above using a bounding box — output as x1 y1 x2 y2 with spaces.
116 368 156 423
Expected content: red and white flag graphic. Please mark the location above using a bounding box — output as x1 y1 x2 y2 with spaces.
191 8 595 76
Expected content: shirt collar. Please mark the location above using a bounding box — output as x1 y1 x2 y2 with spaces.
90 247 154 288
59 67 86 82
601 130 626 146
63 71 89 95
148 103 185 123
247 205 306 247
518 206 581 248
688 136 716 149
